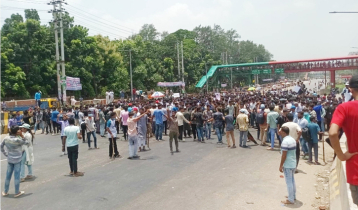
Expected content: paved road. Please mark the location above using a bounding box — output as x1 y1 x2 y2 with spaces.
1 79 331 210
1 125 332 210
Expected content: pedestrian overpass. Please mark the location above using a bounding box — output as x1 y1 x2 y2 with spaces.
196 55 358 89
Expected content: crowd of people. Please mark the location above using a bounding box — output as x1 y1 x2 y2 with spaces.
2 77 358 206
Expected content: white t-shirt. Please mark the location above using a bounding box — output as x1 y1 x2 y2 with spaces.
85 117 95 132
282 122 301 141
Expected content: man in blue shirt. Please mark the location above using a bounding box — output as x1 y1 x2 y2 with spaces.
151 104 165 141
51 108 60 135
34 91 41 107
63 118 83 177
15 112 23 126
279 126 297 205
307 116 323 164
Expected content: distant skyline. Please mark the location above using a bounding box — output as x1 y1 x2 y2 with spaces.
1 0 358 61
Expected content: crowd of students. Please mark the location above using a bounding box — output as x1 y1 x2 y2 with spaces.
2 77 358 205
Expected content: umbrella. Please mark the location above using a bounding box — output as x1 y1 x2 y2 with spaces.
256 87 262 90
248 87 255 91
151 91 165 98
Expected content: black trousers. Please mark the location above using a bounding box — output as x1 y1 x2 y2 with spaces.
81 128 86 142
296 141 301 168
184 124 191 137
109 137 119 157
178 125 184 140
122 125 128 140
52 121 58 133
67 145 78 173
46 121 52 134
163 120 168 135
191 124 197 139
115 121 120 134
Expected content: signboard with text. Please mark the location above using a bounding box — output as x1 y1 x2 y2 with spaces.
66 76 82 90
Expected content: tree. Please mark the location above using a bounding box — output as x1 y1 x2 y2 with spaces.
0 10 274 98
139 24 159 42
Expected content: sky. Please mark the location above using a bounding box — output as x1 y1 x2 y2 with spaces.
1 0 358 61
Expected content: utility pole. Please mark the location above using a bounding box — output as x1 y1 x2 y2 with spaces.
49 1 61 102
59 1 66 105
177 42 180 80
130 50 133 100
181 41 184 83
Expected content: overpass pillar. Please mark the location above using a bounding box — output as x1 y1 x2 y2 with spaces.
330 70 336 88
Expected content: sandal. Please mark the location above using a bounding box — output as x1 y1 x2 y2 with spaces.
2 192 9 197
25 175 33 179
14 191 25 198
281 200 294 204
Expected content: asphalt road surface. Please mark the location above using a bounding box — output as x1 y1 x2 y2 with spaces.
1 125 324 210
1 79 328 210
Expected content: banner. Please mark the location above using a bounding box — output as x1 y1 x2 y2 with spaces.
66 76 82 90
157 82 185 87
221 83 227 87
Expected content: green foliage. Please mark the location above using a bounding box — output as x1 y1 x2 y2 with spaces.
1 9 273 99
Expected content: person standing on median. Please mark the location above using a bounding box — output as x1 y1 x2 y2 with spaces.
329 75 358 206
279 126 297 205
62 118 84 177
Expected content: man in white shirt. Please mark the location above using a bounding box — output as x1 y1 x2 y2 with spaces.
282 113 302 172
175 107 190 141
109 91 114 103
341 82 352 102
105 91 110 104
85 115 98 149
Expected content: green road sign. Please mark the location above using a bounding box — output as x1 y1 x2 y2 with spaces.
252 69 261 74
262 69 271 74
274 68 284 73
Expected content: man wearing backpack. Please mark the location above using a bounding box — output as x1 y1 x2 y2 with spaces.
257 104 268 146
306 116 323 165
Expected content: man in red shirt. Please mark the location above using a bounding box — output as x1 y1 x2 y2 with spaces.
132 88 136 101
329 75 358 206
